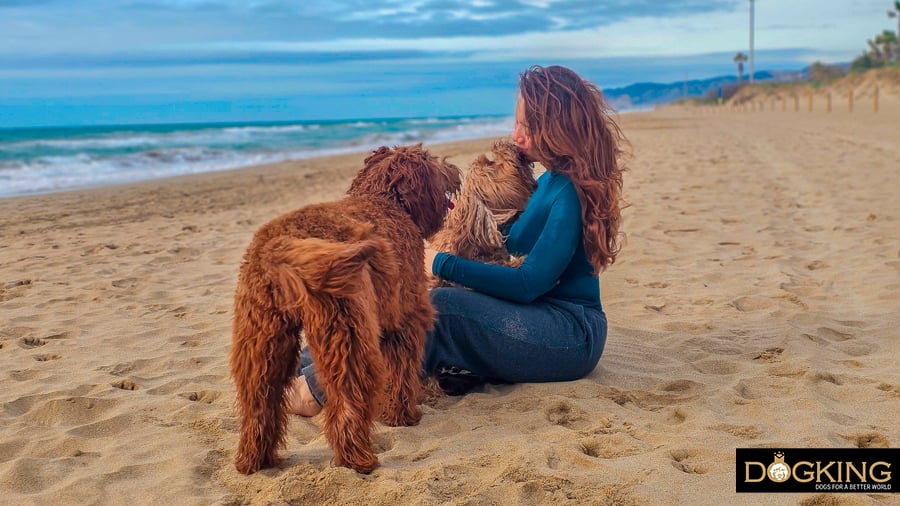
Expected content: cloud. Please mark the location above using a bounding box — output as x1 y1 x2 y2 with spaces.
0 0 742 55
3 0 889 62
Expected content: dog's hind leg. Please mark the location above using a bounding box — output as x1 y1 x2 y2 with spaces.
231 293 300 474
378 296 433 427
304 276 388 474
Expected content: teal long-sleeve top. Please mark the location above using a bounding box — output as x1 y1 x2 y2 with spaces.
432 170 602 310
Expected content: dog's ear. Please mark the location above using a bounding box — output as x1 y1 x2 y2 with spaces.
389 145 445 238
349 146 393 196
363 146 393 168
451 193 506 256
391 145 461 238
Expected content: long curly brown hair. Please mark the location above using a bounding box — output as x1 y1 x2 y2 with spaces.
518 65 627 273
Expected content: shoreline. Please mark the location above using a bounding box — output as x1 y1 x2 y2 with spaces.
2 108 684 202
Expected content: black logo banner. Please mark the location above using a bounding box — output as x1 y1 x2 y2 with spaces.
736 448 898 493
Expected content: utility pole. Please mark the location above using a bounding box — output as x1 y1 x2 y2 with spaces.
749 0 755 84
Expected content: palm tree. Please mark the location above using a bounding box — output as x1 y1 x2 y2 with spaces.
867 38 885 64
886 2 900 61
875 30 898 62
733 52 748 84
889 1 900 40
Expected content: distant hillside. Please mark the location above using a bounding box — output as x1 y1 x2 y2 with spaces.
728 66 900 105
604 68 808 110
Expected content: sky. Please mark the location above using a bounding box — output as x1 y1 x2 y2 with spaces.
0 0 895 127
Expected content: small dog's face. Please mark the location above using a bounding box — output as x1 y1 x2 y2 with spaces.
463 140 536 216
350 144 461 239
429 140 536 261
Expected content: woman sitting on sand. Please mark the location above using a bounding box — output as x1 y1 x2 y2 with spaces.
288 64 627 413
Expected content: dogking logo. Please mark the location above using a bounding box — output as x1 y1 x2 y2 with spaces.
736 448 898 493
767 452 790 483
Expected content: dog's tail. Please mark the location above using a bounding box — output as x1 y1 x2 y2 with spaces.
261 236 383 309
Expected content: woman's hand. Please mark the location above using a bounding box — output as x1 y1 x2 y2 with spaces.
424 246 439 275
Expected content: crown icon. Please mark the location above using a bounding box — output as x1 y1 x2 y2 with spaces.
773 451 784 463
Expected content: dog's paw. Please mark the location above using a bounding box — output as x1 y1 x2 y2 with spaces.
508 254 526 268
333 453 379 474
380 406 422 427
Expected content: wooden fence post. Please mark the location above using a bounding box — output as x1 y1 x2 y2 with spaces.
826 92 832 112
874 86 879 113
848 89 853 113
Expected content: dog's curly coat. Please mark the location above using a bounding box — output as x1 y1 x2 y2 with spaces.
230 144 460 475
430 139 536 271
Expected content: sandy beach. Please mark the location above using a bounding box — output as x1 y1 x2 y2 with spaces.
1 101 898 504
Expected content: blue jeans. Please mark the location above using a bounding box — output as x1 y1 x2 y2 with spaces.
299 287 606 404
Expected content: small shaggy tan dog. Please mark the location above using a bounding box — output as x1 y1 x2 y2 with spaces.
430 139 536 273
230 144 460 475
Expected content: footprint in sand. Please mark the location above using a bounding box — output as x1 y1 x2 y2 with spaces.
33 353 62 362
817 327 853 342
578 434 642 459
752 347 784 363
665 408 688 425
544 400 588 430
19 337 47 348
599 385 695 413
811 371 842 385
659 379 703 393
111 277 137 289
371 432 395 454
802 327 877 357
0 279 33 302
876 383 900 397
669 449 710 474
111 379 141 391
179 390 222 404
845 432 890 448
731 296 773 312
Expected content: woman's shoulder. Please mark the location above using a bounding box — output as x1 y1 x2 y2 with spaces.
541 171 579 200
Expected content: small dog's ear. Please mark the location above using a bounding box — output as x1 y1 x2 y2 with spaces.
453 193 506 254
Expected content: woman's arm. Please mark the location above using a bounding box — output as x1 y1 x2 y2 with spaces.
432 184 582 303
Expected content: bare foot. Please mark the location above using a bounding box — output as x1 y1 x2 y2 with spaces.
285 375 323 417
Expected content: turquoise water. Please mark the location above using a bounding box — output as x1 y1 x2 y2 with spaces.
0 115 512 198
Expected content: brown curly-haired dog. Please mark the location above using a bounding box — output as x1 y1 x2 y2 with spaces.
230 144 460 475
430 139 536 274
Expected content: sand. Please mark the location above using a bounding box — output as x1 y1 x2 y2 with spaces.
1 101 898 505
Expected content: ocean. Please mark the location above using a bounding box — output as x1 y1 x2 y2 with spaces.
0 115 513 199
